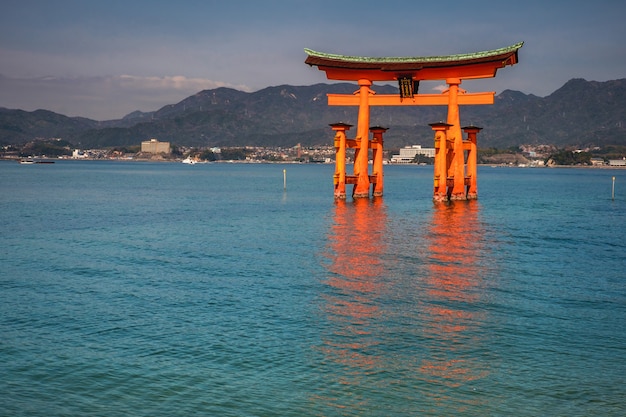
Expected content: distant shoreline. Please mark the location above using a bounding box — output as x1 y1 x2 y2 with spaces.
2 157 625 169
480 163 626 169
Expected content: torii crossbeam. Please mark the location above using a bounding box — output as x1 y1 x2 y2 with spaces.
305 42 523 201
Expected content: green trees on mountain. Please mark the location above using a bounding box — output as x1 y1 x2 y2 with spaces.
19 139 72 157
546 150 592 165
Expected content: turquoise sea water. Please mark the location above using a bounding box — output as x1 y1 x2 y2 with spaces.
1 160 625 416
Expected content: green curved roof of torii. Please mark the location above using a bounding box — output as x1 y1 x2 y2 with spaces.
304 42 523 71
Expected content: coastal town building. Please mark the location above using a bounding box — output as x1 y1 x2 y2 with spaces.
390 145 436 163
141 139 171 154
72 149 87 158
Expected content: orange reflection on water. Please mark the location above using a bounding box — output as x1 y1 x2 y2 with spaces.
420 200 489 389
427 202 482 302
316 198 492 413
321 198 388 371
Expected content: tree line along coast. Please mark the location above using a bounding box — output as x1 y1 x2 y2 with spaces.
2 138 625 167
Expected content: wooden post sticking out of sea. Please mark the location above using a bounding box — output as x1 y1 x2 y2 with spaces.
612 176 616 201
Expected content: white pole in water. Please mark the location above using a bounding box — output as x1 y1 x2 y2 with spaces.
283 169 287 190
612 176 615 200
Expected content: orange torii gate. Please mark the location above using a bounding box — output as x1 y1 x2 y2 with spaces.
304 42 523 201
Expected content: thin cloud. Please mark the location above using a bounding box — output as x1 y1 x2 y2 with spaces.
116 75 251 92
0 74 251 120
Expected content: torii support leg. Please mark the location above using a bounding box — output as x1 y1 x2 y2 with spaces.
430 122 453 202
330 123 352 199
463 125 482 200
370 126 387 197
353 79 373 198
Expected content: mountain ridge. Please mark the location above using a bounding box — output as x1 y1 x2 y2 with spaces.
1 78 625 150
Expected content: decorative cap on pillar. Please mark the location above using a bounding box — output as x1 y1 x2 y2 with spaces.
428 121 453 129
369 126 388 133
329 122 353 130
461 124 483 132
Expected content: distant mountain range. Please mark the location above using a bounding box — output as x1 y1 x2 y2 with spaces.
1 78 625 150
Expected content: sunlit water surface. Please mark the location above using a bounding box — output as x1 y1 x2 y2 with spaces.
1 161 624 416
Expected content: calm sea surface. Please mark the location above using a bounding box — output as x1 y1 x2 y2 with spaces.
1 160 625 416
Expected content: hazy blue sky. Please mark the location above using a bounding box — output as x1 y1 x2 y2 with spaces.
1 0 625 120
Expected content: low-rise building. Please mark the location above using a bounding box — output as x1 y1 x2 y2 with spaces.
608 159 626 166
391 145 435 163
72 149 87 159
141 139 171 154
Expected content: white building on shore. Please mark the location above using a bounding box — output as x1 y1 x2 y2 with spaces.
608 158 626 166
141 139 171 154
390 145 435 163
72 149 87 159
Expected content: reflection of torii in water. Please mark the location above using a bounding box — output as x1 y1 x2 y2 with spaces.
315 198 388 410
421 201 491 398
318 198 495 412
305 42 523 201
320 198 387 374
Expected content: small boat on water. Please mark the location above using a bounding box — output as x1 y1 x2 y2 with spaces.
19 159 55 164
182 157 197 164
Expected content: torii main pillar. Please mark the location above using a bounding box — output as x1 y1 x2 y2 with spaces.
353 79 374 198
446 78 467 200
305 42 523 200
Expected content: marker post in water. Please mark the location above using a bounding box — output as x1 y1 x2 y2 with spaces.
283 169 287 191
612 176 615 200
